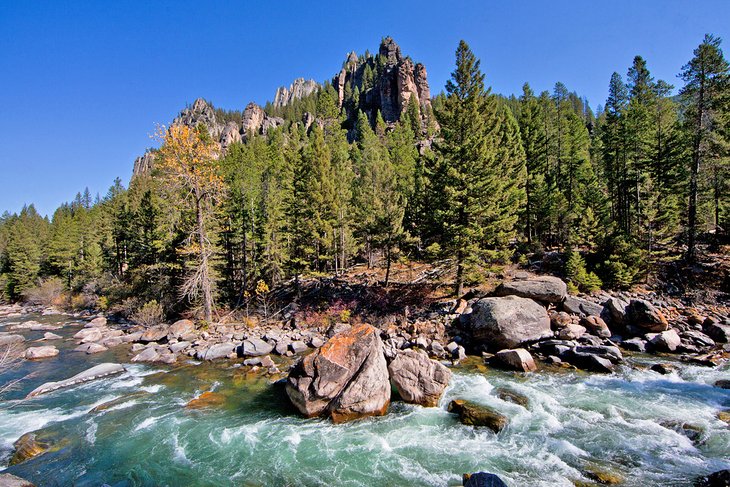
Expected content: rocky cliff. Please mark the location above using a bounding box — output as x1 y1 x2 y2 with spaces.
274 78 318 108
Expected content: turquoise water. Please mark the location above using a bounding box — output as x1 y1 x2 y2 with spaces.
1 314 729 486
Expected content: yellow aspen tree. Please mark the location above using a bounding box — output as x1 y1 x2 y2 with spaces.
155 123 223 322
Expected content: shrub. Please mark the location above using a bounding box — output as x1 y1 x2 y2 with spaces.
22 277 65 306
565 250 602 293
130 300 164 327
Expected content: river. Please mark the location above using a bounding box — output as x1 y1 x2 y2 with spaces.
1 313 728 486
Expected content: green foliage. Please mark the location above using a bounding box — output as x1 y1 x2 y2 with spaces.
565 250 602 293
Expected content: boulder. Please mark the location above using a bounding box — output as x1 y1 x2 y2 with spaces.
388 349 452 407
494 348 537 372
0 473 36 487
241 338 274 357
169 341 190 353
556 323 586 340
290 341 308 354
580 315 611 338
714 380 730 389
41 332 62 340
286 323 390 423
563 349 614 373
462 472 508 487
131 347 161 362
574 345 623 363
84 343 108 354
139 325 169 343
648 329 681 352
494 276 567 303
628 299 669 332
74 328 102 343
620 337 647 352
24 346 59 359
650 363 676 375
448 399 508 433
199 342 237 361
168 319 195 339
702 319 730 343
88 316 107 327
602 296 630 326
550 311 577 329
562 296 604 317
469 296 551 349
27 363 125 397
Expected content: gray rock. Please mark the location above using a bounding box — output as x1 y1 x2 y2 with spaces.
702 319 730 343
140 325 169 343
83 343 108 354
290 341 308 354
87 316 107 327
494 348 537 372
41 332 62 340
648 329 681 352
580 315 611 338
564 349 615 372
131 347 161 362
24 346 59 359
602 296 630 326
556 323 587 340
200 342 237 361
310 337 325 348
169 341 190 353
621 337 647 352
628 299 669 332
167 319 195 340
241 338 274 356
27 363 125 397
388 349 452 407
562 296 604 317
469 296 552 349
494 276 567 303
74 328 102 343
574 344 623 363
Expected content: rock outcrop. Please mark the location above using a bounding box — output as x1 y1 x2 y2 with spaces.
388 349 451 407
469 296 552 349
132 149 156 178
0 473 35 487
285 323 390 423
274 78 318 108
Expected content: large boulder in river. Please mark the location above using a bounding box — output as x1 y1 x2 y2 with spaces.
26 363 126 397
463 472 508 487
494 276 567 303
285 323 390 423
469 296 552 349
9 433 47 465
388 349 452 407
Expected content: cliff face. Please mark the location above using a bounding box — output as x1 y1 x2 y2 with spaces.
132 98 283 177
274 78 318 108
132 37 432 178
332 37 432 127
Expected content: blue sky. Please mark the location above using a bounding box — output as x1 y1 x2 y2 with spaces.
1 0 728 216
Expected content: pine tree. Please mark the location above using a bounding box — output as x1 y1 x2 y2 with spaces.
679 34 730 261
433 40 525 296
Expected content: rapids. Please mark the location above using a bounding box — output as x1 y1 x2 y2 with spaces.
1 313 728 486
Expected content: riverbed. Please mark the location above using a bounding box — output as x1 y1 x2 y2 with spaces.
1 313 728 486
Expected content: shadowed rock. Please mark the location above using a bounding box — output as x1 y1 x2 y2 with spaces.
448 399 508 433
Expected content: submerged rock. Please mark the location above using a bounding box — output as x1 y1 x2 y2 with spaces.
9 433 48 465
286 323 390 423
186 391 225 409
448 399 508 433
0 334 25 346
462 472 508 487
27 363 126 397
388 349 451 407
494 276 567 303
469 296 551 349
495 387 530 408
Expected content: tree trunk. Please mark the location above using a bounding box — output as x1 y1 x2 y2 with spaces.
196 195 213 322
384 243 392 287
455 248 464 297
687 75 705 263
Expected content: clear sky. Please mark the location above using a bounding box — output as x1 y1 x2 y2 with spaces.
1 0 728 216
